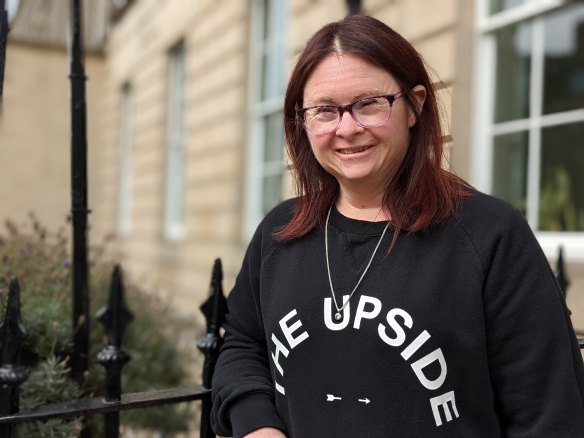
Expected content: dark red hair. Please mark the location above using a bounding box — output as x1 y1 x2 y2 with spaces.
277 15 469 241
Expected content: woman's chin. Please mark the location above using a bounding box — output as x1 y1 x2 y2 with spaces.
335 169 381 187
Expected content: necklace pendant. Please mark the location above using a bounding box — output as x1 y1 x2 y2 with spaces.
334 312 342 321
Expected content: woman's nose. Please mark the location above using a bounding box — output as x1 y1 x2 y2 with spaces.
335 110 364 137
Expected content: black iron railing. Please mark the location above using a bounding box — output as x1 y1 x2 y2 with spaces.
0 258 227 437
69 0 91 389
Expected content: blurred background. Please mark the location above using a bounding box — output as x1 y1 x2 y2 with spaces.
1 0 583 333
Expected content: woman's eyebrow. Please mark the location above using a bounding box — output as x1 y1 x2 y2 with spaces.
305 90 388 106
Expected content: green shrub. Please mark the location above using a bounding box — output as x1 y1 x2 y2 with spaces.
0 214 193 436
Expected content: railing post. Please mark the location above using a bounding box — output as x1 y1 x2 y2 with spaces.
0 279 28 438
0 0 8 101
197 259 227 438
96 265 133 437
346 0 361 15
68 0 91 388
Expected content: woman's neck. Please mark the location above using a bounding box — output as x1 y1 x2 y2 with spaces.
335 191 389 222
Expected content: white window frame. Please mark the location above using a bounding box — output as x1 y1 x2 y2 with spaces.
164 42 187 241
472 0 584 261
117 83 133 236
244 0 288 240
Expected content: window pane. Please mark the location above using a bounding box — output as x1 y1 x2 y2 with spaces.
263 0 286 40
261 47 287 100
165 43 186 235
494 21 532 123
489 0 526 15
261 49 281 101
264 111 284 162
539 122 584 231
542 4 584 114
262 174 282 215
118 84 133 234
261 0 287 101
261 52 271 100
492 131 529 214
248 0 287 230
263 0 272 38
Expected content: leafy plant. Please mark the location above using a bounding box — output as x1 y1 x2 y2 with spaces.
17 356 85 437
0 214 194 435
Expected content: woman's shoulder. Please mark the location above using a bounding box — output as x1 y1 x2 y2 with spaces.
442 190 543 275
259 197 297 233
457 189 522 224
453 189 535 250
248 198 298 256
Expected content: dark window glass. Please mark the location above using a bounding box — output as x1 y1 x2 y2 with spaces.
539 122 584 231
542 4 584 114
492 131 529 214
264 111 284 163
494 22 532 122
489 0 525 15
262 174 282 215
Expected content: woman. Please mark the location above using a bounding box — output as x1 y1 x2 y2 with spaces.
211 15 584 437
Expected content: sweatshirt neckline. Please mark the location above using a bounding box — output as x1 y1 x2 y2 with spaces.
328 205 392 236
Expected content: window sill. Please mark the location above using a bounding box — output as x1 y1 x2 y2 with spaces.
536 232 584 263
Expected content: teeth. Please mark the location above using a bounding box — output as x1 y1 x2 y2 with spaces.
340 147 368 155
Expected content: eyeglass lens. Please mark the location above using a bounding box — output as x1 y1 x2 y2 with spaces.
304 96 394 135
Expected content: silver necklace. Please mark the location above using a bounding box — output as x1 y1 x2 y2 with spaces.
325 205 390 321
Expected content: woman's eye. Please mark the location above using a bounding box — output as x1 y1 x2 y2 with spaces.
317 107 336 114
312 107 337 120
356 98 387 114
359 98 383 109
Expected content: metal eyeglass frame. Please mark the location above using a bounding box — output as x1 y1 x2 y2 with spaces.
298 91 407 136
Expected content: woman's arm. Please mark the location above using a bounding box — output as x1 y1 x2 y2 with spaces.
211 226 288 438
479 208 584 436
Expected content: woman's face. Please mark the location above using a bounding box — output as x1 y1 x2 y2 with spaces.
302 53 425 197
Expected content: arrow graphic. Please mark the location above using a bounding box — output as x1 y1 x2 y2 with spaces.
358 398 371 404
326 394 342 402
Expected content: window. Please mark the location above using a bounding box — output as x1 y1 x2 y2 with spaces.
117 83 133 235
164 42 187 240
245 0 288 238
473 0 584 256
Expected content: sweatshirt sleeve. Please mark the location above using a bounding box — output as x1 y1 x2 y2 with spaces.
211 222 288 438
477 205 584 436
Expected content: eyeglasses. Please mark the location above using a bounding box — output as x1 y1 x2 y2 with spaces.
298 91 407 136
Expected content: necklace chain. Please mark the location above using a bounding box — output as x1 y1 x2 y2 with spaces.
325 205 390 320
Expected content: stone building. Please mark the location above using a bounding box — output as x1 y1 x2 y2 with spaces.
1 0 583 332
0 0 106 231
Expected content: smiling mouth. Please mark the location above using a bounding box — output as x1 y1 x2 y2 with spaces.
337 146 372 155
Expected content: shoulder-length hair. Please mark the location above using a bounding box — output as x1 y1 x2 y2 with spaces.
276 15 469 241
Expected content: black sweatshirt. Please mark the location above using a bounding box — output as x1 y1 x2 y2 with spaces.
211 191 584 437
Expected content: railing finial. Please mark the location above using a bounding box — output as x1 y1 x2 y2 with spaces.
0 278 27 365
96 265 133 437
555 246 570 297
0 278 29 437
96 264 134 348
198 258 227 438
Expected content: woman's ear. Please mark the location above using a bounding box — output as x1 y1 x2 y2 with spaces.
408 85 427 128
